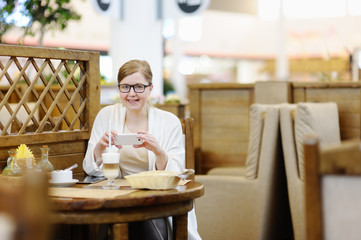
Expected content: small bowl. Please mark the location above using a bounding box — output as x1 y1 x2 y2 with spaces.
125 171 181 190
51 170 73 183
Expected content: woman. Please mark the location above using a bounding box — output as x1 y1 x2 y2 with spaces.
83 59 201 240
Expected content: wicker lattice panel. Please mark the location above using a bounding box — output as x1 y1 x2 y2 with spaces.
0 45 99 137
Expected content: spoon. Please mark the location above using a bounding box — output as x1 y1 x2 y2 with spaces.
64 163 78 171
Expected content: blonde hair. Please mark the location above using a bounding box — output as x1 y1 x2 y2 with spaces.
117 60 153 84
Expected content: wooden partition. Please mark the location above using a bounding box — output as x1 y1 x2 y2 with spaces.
189 81 361 174
188 83 254 173
0 44 100 178
292 82 361 140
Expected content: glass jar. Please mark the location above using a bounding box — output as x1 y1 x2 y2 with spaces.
2 149 23 176
36 145 54 172
17 157 36 172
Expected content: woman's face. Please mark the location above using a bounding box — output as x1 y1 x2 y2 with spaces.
119 72 152 112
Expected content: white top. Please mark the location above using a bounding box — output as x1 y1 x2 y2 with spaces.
119 125 148 176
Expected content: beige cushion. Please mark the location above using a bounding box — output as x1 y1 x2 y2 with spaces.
245 104 268 179
295 102 341 180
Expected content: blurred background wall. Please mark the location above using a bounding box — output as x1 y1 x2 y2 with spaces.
2 0 361 103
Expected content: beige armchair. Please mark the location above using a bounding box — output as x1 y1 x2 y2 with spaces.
280 102 341 240
195 104 291 240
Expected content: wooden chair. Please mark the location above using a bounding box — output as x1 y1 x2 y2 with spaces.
304 135 361 240
0 172 50 240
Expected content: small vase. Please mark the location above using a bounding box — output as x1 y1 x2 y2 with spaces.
36 145 54 172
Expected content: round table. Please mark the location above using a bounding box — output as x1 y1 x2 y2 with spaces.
50 181 204 240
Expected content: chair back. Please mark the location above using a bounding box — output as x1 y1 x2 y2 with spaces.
280 102 341 240
244 104 268 179
181 117 195 170
181 117 196 180
304 135 361 240
294 102 341 180
245 104 284 182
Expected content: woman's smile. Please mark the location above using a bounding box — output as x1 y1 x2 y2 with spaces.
127 98 140 104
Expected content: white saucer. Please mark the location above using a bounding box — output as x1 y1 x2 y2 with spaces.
49 179 79 187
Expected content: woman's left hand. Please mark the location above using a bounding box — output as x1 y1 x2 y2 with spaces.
134 131 168 170
134 131 162 154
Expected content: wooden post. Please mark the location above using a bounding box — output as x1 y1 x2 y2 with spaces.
304 135 323 240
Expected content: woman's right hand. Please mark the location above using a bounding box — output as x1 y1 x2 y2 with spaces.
94 130 119 165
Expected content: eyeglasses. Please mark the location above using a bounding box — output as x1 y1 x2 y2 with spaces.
118 83 152 93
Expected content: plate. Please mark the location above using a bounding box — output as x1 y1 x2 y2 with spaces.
49 179 79 187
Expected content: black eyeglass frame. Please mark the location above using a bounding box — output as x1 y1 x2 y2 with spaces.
117 83 152 93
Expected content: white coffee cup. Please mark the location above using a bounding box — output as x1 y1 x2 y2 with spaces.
102 152 120 179
51 170 73 182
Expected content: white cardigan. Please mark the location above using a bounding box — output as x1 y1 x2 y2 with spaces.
83 103 184 176
82 103 202 240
